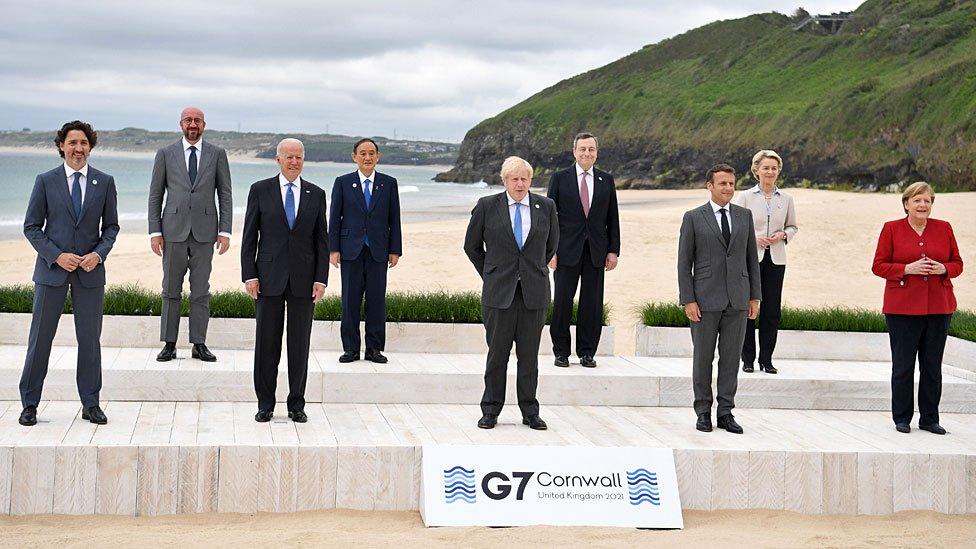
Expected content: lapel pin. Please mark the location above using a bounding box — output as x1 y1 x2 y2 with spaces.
535 203 540 208
598 177 603 181
92 180 98 185
305 190 310 193
352 183 358 188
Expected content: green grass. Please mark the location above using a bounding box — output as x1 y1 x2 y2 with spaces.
0 285 608 325
639 302 976 343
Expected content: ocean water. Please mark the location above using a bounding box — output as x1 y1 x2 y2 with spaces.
0 149 492 238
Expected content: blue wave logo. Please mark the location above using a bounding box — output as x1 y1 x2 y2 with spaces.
626 468 660 506
443 465 476 504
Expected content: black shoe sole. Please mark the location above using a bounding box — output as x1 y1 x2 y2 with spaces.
82 414 107 425
156 355 175 362
478 423 495 429
696 425 712 432
19 418 36 426
191 353 217 362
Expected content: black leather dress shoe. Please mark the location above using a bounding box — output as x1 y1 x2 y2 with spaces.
742 362 754 373
760 363 778 374
288 410 308 423
895 423 911 433
255 409 273 422
716 414 743 434
580 356 597 368
82 406 108 425
156 342 177 362
19 405 37 426
554 356 570 368
919 423 947 435
522 415 548 430
365 349 388 363
191 344 217 362
478 414 497 429
696 413 712 432
338 351 359 363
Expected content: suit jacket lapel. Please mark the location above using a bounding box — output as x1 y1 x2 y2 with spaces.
590 169 604 212
194 140 214 189
51 169 77 223
728 207 746 251
77 167 103 223
367 173 384 212
293 179 313 229
351 175 367 211
522 193 542 248
495 193 518 252
566 169 585 217
171 141 193 189
699 204 727 248
269 179 290 230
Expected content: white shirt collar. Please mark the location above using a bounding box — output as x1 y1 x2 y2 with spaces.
358 170 376 183
709 200 731 213
750 184 779 195
575 163 593 178
63 163 89 179
507 192 530 207
279 173 300 187
182 137 202 152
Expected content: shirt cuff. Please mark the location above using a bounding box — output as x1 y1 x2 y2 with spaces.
245 278 258 284
149 232 162 238
218 232 231 238
314 282 327 288
95 252 104 263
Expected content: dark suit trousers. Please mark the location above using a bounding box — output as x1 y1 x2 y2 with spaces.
742 249 786 366
481 284 545 417
254 284 314 412
20 272 104 408
691 306 747 417
551 245 605 357
160 235 214 344
885 313 950 425
340 245 388 352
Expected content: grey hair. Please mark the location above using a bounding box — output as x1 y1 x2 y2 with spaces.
573 132 599 149
276 138 305 156
499 156 533 181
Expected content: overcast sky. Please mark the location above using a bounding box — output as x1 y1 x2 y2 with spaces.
0 1 856 142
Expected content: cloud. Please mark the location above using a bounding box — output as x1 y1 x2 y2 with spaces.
0 0 858 141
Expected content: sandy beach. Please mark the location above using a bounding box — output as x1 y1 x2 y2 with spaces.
1 188 973 354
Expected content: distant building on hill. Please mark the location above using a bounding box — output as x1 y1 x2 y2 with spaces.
793 11 852 34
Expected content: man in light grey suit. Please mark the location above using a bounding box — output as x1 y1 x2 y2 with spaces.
678 163 761 434
148 107 233 362
464 156 558 431
19 120 119 426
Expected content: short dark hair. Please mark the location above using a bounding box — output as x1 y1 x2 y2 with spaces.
706 163 735 183
55 120 97 158
573 132 598 149
353 138 379 154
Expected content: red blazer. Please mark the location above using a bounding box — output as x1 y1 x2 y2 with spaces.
872 217 963 315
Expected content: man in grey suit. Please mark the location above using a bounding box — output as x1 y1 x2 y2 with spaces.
677 163 761 434
19 120 119 426
148 107 233 362
464 156 558 431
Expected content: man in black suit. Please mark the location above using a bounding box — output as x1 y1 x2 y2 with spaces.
464 156 558 431
241 138 329 423
329 138 402 364
547 132 620 368
19 120 119 426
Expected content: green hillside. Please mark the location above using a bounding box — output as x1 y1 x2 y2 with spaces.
437 0 976 190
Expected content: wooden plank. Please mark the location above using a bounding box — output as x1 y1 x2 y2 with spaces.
784 451 823 514
96 446 138 515
323 404 372 445
131 402 177 445
170 402 200 444
295 403 338 445
822 452 858 514
377 403 435 445
177 446 219 514
930 453 967 514
748 451 786 510
355 404 399 445
257 445 299 513
296 446 338 511
90 402 142 445
409 404 471 444
19 401 77 446
217 445 259 513
856 452 893 515
233 402 273 445
675 449 712 510
709 450 749 510
0 446 12 515
269 415 300 445
52 446 97 514
137 446 180 516
197 402 235 445
9 446 55 515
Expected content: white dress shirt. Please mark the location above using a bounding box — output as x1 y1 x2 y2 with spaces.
575 163 594 211
358 170 376 198
709 200 732 232
279 173 301 211
63 163 89 203
506 192 531 241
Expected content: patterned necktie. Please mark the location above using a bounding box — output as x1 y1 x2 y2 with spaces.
285 183 296 229
363 178 372 209
514 202 524 250
188 145 198 186
720 208 731 245
71 172 82 219
580 171 590 217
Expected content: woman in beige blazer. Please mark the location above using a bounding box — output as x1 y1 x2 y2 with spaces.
732 150 798 373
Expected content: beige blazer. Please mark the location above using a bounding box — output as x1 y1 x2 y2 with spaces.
732 185 798 265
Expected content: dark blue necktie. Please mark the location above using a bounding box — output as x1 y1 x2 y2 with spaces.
188 145 198 186
363 178 372 247
285 183 296 229
514 202 524 250
71 172 82 220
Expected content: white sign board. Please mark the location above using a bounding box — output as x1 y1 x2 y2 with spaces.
420 445 683 528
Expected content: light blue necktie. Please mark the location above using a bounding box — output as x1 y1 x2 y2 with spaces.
363 178 372 247
70 172 82 220
513 202 524 250
285 182 296 229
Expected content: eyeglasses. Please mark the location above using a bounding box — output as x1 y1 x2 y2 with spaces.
182 117 204 125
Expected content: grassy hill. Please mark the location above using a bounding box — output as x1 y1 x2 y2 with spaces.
436 0 976 190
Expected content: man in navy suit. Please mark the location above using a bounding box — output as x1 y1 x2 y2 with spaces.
547 133 620 368
19 120 120 426
329 138 402 364
241 138 329 423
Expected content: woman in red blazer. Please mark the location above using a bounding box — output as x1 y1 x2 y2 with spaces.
872 182 963 435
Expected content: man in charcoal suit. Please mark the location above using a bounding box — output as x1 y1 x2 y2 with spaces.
148 106 233 363
677 163 761 434
241 138 329 423
19 120 119 426
329 138 402 364
547 132 620 368
464 156 558 431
